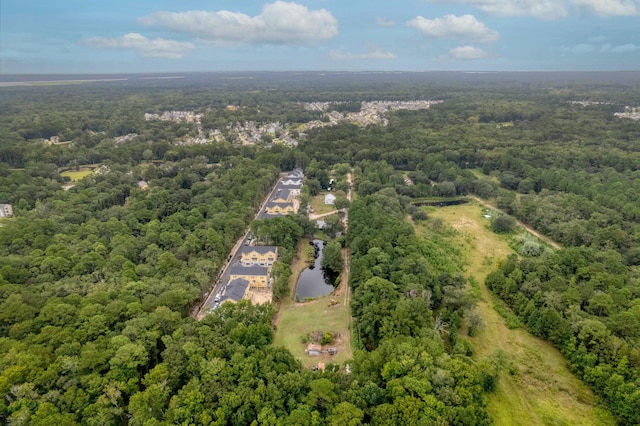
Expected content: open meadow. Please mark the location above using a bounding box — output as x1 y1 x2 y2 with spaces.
416 202 615 426
310 193 338 215
60 168 93 181
273 241 352 368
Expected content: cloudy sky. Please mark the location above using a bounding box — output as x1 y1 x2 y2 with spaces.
1 0 639 73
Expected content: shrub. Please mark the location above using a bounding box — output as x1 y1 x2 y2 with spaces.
492 215 516 233
412 210 428 222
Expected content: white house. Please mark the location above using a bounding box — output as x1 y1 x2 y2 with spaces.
324 194 336 205
0 204 13 218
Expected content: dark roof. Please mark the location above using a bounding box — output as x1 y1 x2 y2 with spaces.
257 211 279 220
264 200 294 211
277 181 302 189
221 278 249 302
239 246 277 256
229 264 270 276
287 168 304 178
271 190 294 202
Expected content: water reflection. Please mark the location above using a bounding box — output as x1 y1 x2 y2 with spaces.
295 239 337 300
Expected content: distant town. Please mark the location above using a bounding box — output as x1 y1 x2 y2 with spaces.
143 100 444 147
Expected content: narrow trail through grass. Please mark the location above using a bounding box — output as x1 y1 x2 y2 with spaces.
418 202 614 426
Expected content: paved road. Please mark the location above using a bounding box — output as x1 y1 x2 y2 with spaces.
196 173 287 319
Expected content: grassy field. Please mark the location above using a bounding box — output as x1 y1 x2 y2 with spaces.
416 202 615 426
310 194 338 215
60 169 93 181
273 241 352 368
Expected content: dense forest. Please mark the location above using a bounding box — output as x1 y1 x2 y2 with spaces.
1 72 639 424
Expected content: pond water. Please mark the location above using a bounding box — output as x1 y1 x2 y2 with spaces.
295 239 337 300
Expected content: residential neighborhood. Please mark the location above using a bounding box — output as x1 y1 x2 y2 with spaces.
303 100 443 130
32 101 447 150
117 101 445 149
200 168 304 314
615 106 640 120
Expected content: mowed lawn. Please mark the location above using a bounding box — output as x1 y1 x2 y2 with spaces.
60 169 93 181
310 194 338 215
274 242 352 368
417 202 615 426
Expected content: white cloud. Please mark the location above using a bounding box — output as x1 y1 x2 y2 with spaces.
565 42 639 54
81 33 194 59
375 17 397 27
330 49 397 60
448 45 491 59
430 0 640 18
428 0 569 19
570 0 640 16
407 14 499 43
138 1 338 45
610 43 640 52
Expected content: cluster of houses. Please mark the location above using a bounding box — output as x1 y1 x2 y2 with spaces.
303 100 443 130
216 169 304 306
259 169 303 219
614 106 640 121
221 245 278 304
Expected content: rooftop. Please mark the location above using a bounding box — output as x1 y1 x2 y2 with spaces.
221 278 249 303
239 246 277 256
229 264 270 276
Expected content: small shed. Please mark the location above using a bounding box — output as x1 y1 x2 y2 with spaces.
306 343 322 356
327 348 338 355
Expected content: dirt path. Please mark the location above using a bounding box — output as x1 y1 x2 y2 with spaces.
472 196 562 250
309 209 345 220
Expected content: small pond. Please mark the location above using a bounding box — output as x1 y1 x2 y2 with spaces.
295 239 337 300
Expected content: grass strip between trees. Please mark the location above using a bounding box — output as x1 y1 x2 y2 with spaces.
417 202 615 426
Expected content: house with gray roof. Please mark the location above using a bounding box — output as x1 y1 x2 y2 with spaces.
239 246 277 266
287 168 304 179
220 278 250 304
264 200 295 216
229 264 271 289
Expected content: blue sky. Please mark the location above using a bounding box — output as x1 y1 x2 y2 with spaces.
1 0 639 73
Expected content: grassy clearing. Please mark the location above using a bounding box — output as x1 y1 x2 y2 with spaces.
310 194 338 215
60 169 93 181
274 240 352 368
416 202 615 426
